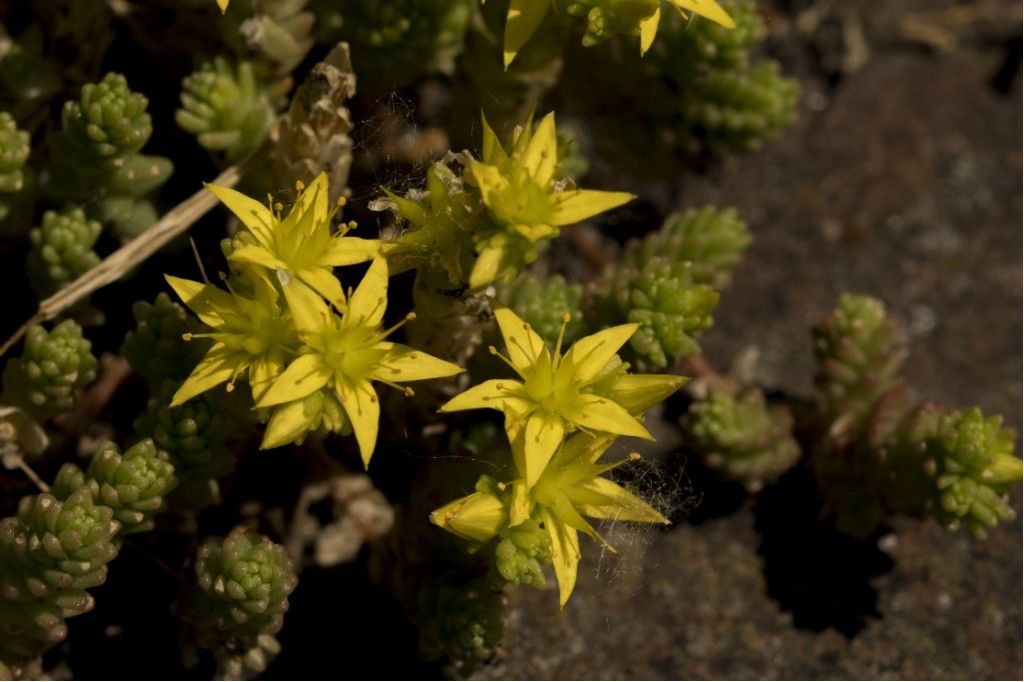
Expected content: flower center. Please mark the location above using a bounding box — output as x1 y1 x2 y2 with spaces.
320 326 388 381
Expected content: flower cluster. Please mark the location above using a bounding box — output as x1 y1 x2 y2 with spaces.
494 0 735 68
383 111 633 289
167 173 462 465
431 306 682 604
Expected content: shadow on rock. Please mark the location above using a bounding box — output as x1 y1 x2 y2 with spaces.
753 464 894 638
658 446 750 526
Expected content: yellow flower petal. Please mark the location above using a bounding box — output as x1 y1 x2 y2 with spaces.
301 172 331 229
165 275 241 329
337 378 381 468
283 172 328 241
296 267 346 309
228 244 288 271
552 432 617 468
574 477 669 524
503 0 551 68
639 5 661 54
280 272 333 337
562 323 639 383
261 398 311 450
216 0 229 12
522 411 566 487
552 493 600 537
249 351 285 403
494 306 548 371
548 189 635 226
345 256 389 328
511 109 535 159
371 343 464 382
257 353 332 407
466 160 507 208
563 394 653 440
542 509 580 607
171 344 241 406
322 236 381 267
599 373 687 415
480 112 511 168
668 0 736 29
382 188 429 225
430 490 509 542
468 242 507 288
438 379 528 413
508 480 532 526
205 183 275 247
523 112 558 187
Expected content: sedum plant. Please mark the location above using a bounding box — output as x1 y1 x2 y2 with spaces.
0 437 173 674
494 0 736 67
685 293 1022 541
0 111 31 230
312 0 475 93
603 258 719 370
26 207 102 298
46 73 173 238
133 381 233 510
567 0 798 169
683 387 800 492
181 528 297 678
809 294 1022 539
51 438 178 536
120 293 211 385
0 488 120 673
591 206 750 370
626 206 751 289
176 58 275 162
1 320 97 421
0 1 1016 676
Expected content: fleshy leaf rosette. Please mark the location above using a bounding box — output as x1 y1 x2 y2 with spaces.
183 528 297 678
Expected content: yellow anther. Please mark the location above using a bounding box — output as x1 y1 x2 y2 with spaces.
295 180 305 192
182 333 193 341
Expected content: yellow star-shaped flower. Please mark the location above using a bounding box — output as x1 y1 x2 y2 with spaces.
431 433 668 605
464 111 634 288
256 257 464 466
166 273 297 406
439 306 684 486
207 172 380 309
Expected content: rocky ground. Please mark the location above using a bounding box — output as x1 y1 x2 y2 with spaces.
475 1 1023 679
